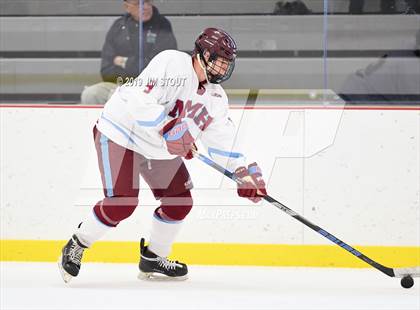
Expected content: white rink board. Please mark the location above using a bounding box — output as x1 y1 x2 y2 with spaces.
1 106 419 246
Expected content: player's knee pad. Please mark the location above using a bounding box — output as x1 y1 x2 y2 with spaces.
158 190 193 221
93 196 138 227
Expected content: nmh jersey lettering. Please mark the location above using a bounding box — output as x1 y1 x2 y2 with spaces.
169 99 214 131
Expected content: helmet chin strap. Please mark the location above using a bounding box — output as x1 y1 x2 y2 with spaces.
196 54 210 84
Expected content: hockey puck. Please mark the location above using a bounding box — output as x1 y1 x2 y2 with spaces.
400 275 414 289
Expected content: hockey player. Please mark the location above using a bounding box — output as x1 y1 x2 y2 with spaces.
59 28 267 282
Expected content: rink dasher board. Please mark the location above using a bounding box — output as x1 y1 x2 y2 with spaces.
1 104 419 267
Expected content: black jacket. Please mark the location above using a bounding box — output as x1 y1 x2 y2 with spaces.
100 6 177 83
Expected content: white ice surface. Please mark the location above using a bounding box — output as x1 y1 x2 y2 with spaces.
1 262 419 310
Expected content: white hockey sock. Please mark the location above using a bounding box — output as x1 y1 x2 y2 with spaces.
75 210 113 247
148 212 184 257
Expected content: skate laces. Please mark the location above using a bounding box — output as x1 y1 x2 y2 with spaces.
68 240 84 264
156 256 179 270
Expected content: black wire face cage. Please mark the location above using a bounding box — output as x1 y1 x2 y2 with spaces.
205 54 236 84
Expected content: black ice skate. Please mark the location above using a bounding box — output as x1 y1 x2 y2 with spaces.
138 238 188 281
58 234 87 283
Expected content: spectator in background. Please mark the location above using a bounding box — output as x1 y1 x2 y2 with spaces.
81 0 177 105
349 0 419 14
273 1 312 15
405 0 420 13
339 29 420 103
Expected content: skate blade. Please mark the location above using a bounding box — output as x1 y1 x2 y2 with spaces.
137 271 188 282
57 255 73 284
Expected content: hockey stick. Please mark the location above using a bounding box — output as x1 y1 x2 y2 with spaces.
193 150 419 280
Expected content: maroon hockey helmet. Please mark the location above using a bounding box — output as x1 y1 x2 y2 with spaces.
194 28 237 84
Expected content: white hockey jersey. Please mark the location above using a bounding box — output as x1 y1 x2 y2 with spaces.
96 49 246 172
